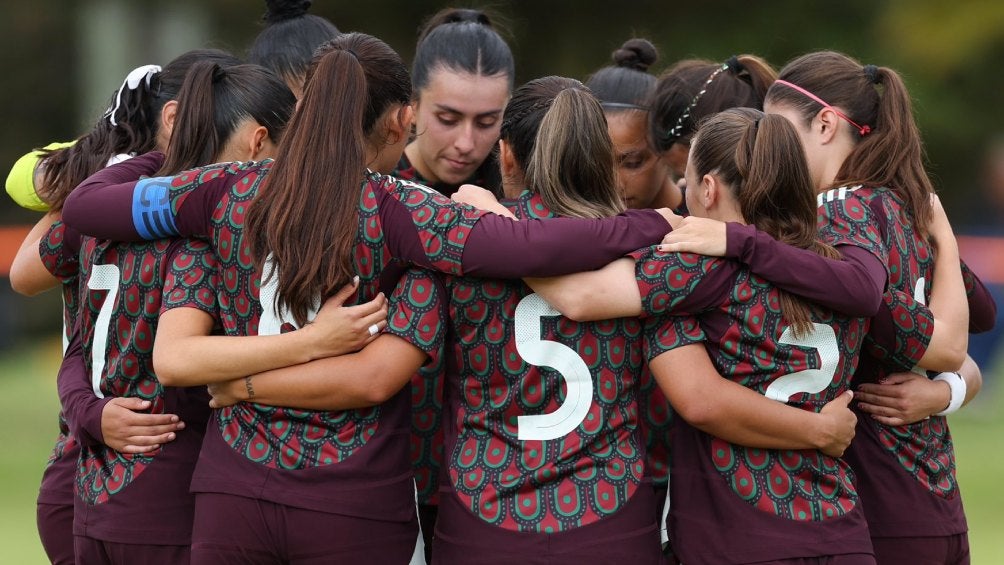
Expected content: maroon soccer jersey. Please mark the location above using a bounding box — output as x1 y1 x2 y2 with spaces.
59 152 677 523
37 221 82 508
635 246 875 564
55 231 212 545
839 186 973 538
410 345 446 507
438 191 653 546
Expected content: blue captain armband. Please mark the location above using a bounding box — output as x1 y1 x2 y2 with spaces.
132 176 180 239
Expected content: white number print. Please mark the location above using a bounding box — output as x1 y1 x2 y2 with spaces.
910 276 927 376
764 323 840 402
87 264 121 399
514 293 593 441
258 254 319 335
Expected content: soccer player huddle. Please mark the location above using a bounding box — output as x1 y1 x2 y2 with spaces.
6 1 995 564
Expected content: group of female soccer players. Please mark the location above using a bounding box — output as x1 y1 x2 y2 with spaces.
7 1 996 564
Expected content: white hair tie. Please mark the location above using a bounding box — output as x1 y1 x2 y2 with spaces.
106 64 162 126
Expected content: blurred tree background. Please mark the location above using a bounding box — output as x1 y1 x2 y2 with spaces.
4 0 1004 351
0 0 1002 561
3 0 1004 224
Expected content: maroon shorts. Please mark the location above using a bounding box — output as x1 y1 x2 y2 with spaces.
190 492 418 564
872 533 969 565
748 555 875 565
37 501 74 565
74 535 189 564
433 487 661 565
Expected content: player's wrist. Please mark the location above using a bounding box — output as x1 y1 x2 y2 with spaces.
932 371 965 416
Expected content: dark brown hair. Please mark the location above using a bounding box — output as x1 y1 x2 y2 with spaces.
691 108 838 335
766 50 933 234
650 54 777 152
501 76 622 219
585 38 658 111
247 0 340 89
412 7 514 94
156 62 295 176
246 32 411 326
37 49 240 210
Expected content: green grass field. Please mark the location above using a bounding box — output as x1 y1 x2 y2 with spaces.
0 339 1001 563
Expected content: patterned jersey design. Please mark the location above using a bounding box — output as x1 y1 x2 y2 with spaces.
410 346 445 505
446 192 646 533
160 163 481 470
636 364 672 487
637 248 866 521
161 240 220 316
392 268 449 506
841 187 956 499
74 237 202 505
39 221 81 471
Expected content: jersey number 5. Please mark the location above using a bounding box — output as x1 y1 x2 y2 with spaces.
514 294 593 441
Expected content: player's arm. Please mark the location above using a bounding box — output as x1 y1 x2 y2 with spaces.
524 258 642 322
916 196 969 370
154 281 387 387
9 211 60 295
207 333 427 410
650 341 856 457
660 217 887 317
856 354 982 426
208 268 444 411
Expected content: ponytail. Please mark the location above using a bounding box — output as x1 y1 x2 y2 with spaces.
769 51 933 234
34 49 241 211
157 62 222 176
527 87 622 219
693 109 837 336
246 33 410 326
837 65 933 233
156 62 295 177
38 66 163 210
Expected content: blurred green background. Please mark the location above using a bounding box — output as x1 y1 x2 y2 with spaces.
1 0 1002 562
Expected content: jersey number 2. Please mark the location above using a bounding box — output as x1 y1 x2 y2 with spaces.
765 322 840 402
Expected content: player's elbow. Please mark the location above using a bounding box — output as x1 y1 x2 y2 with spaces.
9 272 44 296
675 400 723 431
153 347 187 387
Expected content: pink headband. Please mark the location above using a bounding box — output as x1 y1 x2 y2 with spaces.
773 79 872 136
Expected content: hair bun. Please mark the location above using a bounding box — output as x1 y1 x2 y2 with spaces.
612 38 658 72
441 8 491 27
263 0 312 24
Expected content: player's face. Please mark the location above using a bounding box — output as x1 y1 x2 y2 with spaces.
683 150 705 218
765 100 824 191
606 110 680 209
409 69 509 185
